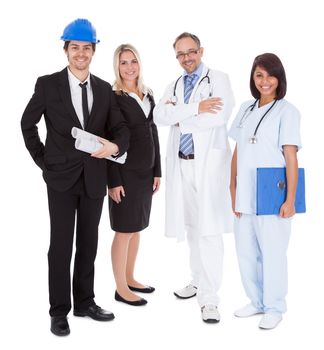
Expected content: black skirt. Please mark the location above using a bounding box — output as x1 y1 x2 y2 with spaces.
109 168 154 233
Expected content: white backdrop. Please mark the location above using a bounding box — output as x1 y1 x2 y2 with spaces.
1 0 323 349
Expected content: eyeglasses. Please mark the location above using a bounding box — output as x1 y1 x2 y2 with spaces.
176 49 200 60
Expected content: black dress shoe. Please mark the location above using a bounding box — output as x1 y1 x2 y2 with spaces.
73 304 115 321
128 285 155 293
115 291 147 306
50 316 70 336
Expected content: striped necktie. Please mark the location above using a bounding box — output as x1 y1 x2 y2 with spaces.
179 74 196 156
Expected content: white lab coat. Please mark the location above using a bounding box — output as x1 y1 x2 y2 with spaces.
154 64 235 241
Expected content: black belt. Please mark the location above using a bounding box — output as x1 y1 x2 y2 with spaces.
178 151 194 160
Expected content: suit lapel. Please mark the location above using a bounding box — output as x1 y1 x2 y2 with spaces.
88 74 100 128
146 94 155 120
59 68 82 128
127 93 154 121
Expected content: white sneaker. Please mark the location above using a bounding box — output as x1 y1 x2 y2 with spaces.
234 304 263 317
174 284 197 299
259 313 282 329
201 305 220 323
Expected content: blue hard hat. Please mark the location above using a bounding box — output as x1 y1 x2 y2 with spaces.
60 18 100 43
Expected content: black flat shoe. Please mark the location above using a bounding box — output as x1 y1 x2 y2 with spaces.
74 304 115 321
128 285 155 293
115 291 147 306
50 316 70 336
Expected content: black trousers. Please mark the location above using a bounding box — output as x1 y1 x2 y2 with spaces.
47 176 104 317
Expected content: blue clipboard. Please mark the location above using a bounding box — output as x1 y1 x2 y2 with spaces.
256 167 306 215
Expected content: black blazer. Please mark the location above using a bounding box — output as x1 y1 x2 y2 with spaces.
21 68 129 198
107 92 161 188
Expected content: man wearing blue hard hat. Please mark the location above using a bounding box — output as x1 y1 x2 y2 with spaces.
21 18 129 336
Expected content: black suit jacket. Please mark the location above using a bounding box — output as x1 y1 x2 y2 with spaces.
21 68 129 198
107 92 161 188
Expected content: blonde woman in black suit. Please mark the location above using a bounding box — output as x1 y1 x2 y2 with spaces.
108 44 161 306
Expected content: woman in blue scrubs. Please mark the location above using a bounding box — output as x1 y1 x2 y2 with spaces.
229 53 302 329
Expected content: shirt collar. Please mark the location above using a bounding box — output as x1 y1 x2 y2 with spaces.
183 62 204 80
67 67 90 89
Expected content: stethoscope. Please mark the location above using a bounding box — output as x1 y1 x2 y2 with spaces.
170 69 211 104
237 99 278 144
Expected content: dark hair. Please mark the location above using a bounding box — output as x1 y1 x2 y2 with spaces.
173 32 201 49
63 41 96 52
250 53 287 100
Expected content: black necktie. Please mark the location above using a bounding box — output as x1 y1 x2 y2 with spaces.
79 82 90 129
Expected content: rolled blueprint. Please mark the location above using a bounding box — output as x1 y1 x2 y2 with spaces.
71 127 127 164
71 127 96 140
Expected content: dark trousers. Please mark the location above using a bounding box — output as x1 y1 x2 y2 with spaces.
47 176 104 316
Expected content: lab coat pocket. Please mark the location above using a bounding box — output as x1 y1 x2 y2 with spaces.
212 127 229 149
197 83 212 101
207 148 231 182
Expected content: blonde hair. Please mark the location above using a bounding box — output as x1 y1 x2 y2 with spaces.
113 43 149 95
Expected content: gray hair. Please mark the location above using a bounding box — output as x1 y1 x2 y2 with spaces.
173 32 201 49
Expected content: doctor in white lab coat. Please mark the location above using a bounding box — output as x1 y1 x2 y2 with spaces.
154 32 234 323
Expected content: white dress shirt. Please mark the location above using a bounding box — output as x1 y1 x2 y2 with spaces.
67 68 93 128
129 92 151 118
